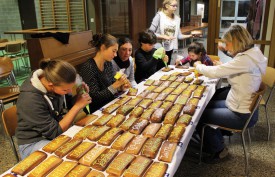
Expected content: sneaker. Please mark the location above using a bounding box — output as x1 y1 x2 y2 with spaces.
203 147 229 164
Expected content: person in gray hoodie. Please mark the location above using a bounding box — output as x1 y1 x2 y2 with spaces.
16 59 91 159
194 25 267 163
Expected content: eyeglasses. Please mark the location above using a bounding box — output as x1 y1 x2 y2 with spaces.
169 4 178 8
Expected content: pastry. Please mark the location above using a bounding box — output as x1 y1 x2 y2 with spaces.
148 100 163 109
116 104 135 116
112 131 135 151
186 84 198 91
74 125 97 140
91 148 118 171
138 98 153 109
127 97 143 106
181 89 193 98
74 114 98 127
28 155 63 177
66 142 96 161
115 96 132 105
79 146 106 166
102 103 120 114
179 83 189 90
54 138 82 158
171 103 184 112
175 95 189 105
142 123 161 138
193 78 204 85
106 114 126 127
150 108 165 123
98 127 123 146
11 151 47 176
3 174 16 177
175 76 185 82
92 114 113 126
160 101 173 114
197 85 206 92
123 156 152 177
160 74 170 81
162 87 175 94
137 89 150 98
188 97 200 107
163 110 180 125
175 65 189 69
165 94 178 103
141 137 162 158
125 135 148 155
106 153 135 176
168 125 186 143
87 125 111 141
155 92 168 101
162 67 174 72
171 72 182 76
145 92 159 100
129 106 144 118
140 108 155 120
169 81 180 88
65 164 91 177
188 68 195 72
183 103 196 115
42 135 71 153
193 89 204 99
152 80 163 86
144 162 168 177
167 75 177 81
144 79 154 86
184 76 194 83
127 87 138 96
158 141 177 162
180 71 191 76
129 119 149 135
155 124 173 140
47 161 77 177
145 85 157 91
86 170 105 177
177 114 192 126
161 80 172 87
119 117 138 131
153 86 166 93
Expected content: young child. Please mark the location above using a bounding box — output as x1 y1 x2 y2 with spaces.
176 42 213 66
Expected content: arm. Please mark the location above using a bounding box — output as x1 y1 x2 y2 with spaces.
180 56 191 65
135 50 159 71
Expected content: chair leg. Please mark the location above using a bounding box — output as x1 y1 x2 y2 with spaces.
199 124 207 164
0 101 7 138
241 131 249 176
9 137 20 162
264 106 271 141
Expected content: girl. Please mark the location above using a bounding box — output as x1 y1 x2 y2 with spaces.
16 59 91 159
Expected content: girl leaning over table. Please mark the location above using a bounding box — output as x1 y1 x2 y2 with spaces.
16 59 91 159
194 25 267 163
79 33 131 113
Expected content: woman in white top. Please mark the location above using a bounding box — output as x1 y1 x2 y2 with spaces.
194 25 267 163
111 37 137 88
149 0 191 64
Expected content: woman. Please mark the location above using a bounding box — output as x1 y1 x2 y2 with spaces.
135 29 168 83
176 42 213 66
194 25 267 163
149 0 192 64
16 59 91 159
80 33 130 113
111 37 137 88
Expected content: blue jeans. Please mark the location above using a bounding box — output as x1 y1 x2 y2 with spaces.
197 87 258 154
19 140 50 160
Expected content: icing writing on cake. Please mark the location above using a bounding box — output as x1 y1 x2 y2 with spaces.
109 155 133 171
126 158 151 175
92 149 117 167
82 146 105 164
69 142 93 157
57 139 81 154
127 136 145 151
31 156 60 175
15 153 45 172
49 162 75 176
67 165 88 176
99 128 120 143
145 163 166 177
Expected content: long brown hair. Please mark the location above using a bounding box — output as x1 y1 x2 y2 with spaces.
89 33 117 51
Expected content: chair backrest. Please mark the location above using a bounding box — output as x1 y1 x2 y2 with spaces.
5 43 22 54
262 67 275 88
2 105 17 137
0 56 14 77
0 39 9 43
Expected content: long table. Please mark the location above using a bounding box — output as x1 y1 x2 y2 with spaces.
2 66 219 177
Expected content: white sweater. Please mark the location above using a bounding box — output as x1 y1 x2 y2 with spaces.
196 47 267 113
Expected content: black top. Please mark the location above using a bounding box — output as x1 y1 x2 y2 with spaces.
79 58 116 113
134 48 165 83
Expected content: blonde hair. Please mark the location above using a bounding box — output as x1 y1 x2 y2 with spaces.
222 25 253 55
160 0 178 13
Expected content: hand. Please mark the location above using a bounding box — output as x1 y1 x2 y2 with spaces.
162 54 169 63
76 82 89 95
75 92 92 109
213 60 223 66
193 61 202 67
175 58 182 66
112 74 130 90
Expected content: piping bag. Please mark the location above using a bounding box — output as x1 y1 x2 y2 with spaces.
153 47 167 67
75 74 90 114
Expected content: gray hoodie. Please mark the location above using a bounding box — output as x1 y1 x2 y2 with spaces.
196 47 267 113
15 69 64 145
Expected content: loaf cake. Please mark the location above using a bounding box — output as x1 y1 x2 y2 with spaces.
106 114 126 127
142 123 161 138
145 92 159 100
188 97 200 107
162 67 174 72
158 141 177 162
165 94 178 103
155 124 173 140
187 84 198 91
102 103 120 114
129 119 149 135
181 89 193 98
106 152 135 176
127 87 138 96
66 142 96 161
137 89 150 98
129 106 144 118
54 138 82 158
153 86 166 93
119 117 138 131
112 131 135 151
87 125 110 141
141 137 163 158
197 85 206 92
169 81 180 88
193 89 204 99
74 114 99 127
143 162 168 177
86 170 105 177
162 87 175 94
168 125 186 143
180 71 191 76
152 80 163 86
140 108 155 120
155 92 168 101
184 76 194 83
42 135 71 153
159 101 173 114
145 85 157 91
171 103 184 112
125 135 148 155
175 65 189 69
92 114 113 126
163 111 180 125
65 164 91 177
91 148 118 171
161 80 172 87
144 79 154 86
148 100 163 109
138 98 153 109
123 156 152 177
160 74 170 81
11 151 47 176
98 127 123 146
79 146 107 166
115 96 132 105
182 103 196 115
47 161 77 177
74 125 97 140
167 75 177 81
177 114 192 126
28 155 63 177
116 104 135 116
175 75 185 82
127 97 143 106
179 82 189 89
193 78 204 85
150 108 166 123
